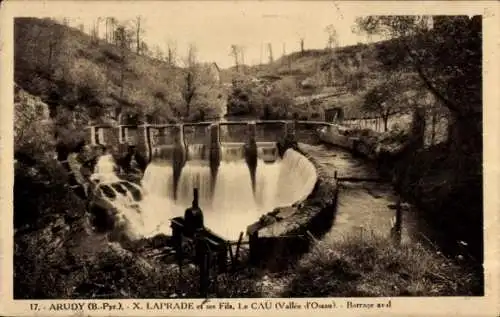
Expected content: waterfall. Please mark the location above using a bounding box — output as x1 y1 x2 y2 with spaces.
91 154 120 183
141 163 175 199
209 161 259 238
254 159 281 210
176 162 213 209
274 149 317 207
90 148 317 241
187 144 206 160
220 144 245 161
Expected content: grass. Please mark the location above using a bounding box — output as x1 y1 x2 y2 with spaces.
282 229 482 297
16 221 482 299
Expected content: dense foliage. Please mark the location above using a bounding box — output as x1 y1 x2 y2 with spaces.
355 16 482 173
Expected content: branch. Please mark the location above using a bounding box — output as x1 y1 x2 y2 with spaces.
402 41 461 114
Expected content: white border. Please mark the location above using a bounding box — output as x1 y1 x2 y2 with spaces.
1 1 499 316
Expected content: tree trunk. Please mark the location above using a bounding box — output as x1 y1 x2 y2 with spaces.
430 108 437 145
120 65 124 99
447 113 482 182
47 42 53 74
383 116 388 132
136 18 141 54
410 107 426 149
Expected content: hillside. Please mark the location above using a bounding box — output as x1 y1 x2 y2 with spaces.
221 37 425 120
14 18 225 126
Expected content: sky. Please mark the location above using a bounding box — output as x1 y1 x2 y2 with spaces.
58 2 382 69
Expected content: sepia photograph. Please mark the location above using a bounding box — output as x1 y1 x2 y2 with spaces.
1 1 497 313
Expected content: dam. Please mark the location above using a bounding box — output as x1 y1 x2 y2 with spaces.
84 120 322 241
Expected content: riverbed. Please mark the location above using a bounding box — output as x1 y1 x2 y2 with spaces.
299 143 423 245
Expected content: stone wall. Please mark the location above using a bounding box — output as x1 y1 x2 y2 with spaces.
247 145 338 268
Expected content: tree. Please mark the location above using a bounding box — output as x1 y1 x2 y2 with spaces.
114 23 133 105
181 44 199 120
166 40 177 66
46 23 65 76
267 43 274 63
239 46 246 68
362 74 403 132
324 24 339 50
354 16 482 176
105 17 117 43
107 17 117 44
230 45 240 71
300 38 305 54
226 76 294 120
90 17 103 44
153 44 164 61
324 24 339 86
134 16 145 55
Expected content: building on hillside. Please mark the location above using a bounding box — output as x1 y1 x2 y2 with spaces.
324 107 344 122
201 62 221 84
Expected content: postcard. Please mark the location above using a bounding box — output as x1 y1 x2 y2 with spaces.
1 1 499 316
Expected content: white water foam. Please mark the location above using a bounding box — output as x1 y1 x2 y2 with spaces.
89 149 317 241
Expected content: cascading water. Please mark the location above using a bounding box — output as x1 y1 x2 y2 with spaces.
220 144 245 162
254 159 281 210
176 162 213 209
209 160 259 238
187 144 206 160
91 154 120 183
273 149 317 207
90 147 317 242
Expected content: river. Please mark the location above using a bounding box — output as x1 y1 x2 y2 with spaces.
299 143 425 245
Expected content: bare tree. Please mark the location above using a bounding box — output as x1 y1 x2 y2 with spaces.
324 24 339 86
135 16 145 54
325 24 339 50
108 17 117 44
267 43 274 64
239 45 246 67
259 42 263 64
90 20 98 43
105 17 112 42
300 38 305 54
166 39 177 66
230 44 240 71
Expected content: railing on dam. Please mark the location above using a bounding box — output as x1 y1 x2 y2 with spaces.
85 120 336 163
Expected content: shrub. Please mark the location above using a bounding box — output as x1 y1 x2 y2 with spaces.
14 94 55 163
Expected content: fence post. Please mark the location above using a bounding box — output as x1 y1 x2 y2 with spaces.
390 198 403 245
